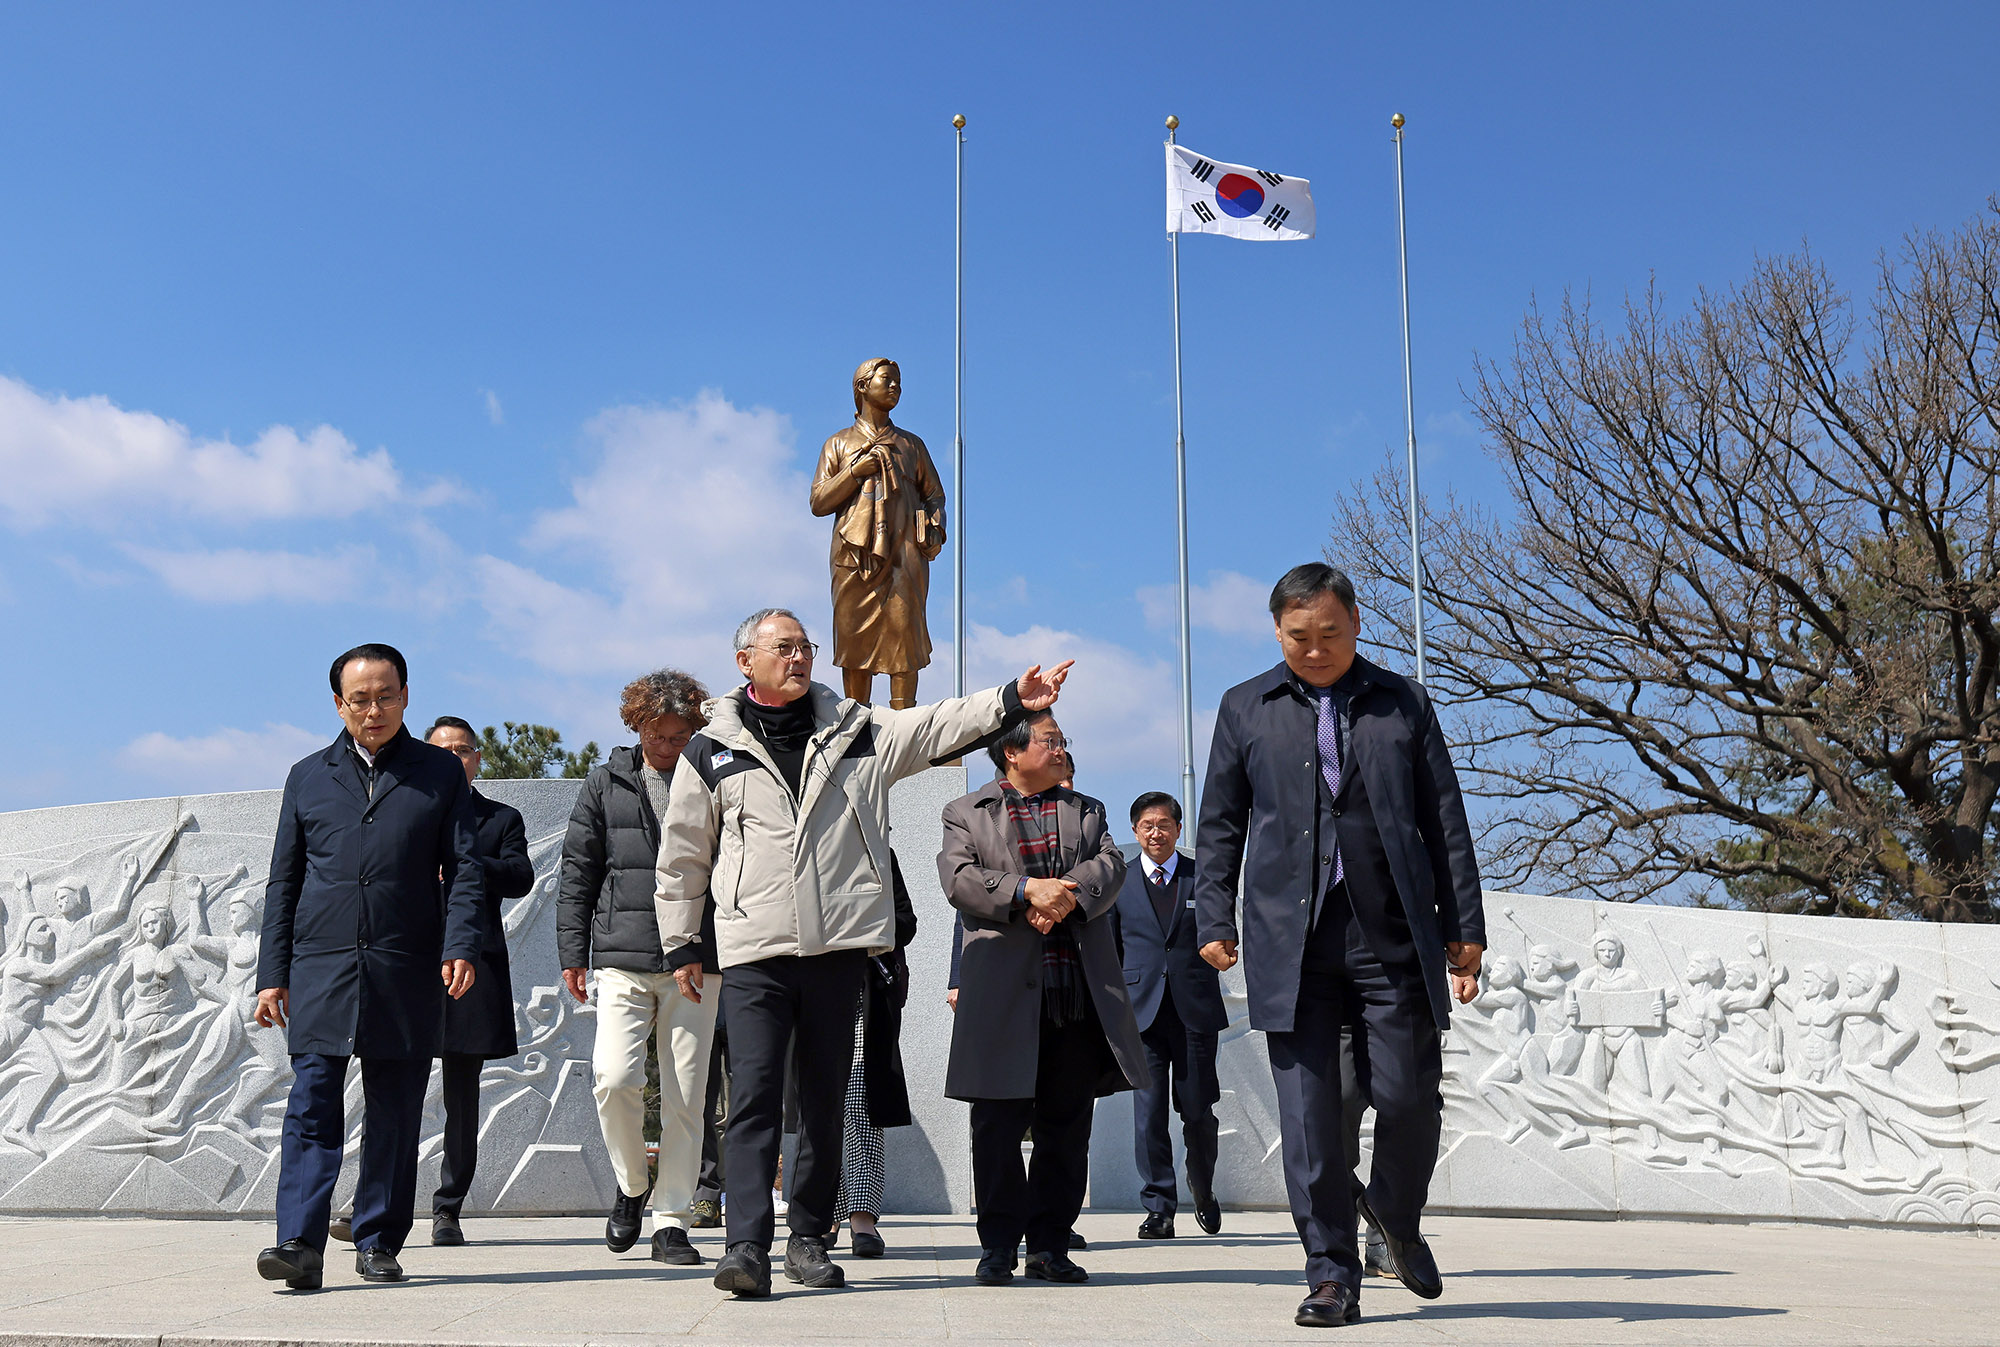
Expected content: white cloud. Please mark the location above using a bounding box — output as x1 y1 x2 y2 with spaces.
117 722 327 794
963 621 1185 777
1137 569 1273 639
481 388 504 426
0 374 428 528
476 391 830 680
124 544 377 603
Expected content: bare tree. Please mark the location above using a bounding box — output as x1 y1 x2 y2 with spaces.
1336 203 2000 921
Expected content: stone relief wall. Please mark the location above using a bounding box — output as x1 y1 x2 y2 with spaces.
1089 890 2000 1230
7 784 1999 1228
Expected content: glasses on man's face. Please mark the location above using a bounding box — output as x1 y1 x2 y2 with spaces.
758 641 817 662
342 693 404 714
443 745 479 759
1032 735 1072 753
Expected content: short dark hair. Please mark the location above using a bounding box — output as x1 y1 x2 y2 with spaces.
986 709 1055 773
1269 563 1357 618
329 643 408 695
1130 790 1182 826
428 716 474 739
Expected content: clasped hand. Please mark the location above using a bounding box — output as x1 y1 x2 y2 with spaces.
1024 876 1078 934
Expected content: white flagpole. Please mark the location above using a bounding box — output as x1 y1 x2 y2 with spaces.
1392 111 1427 685
952 114 967 698
1167 114 1197 818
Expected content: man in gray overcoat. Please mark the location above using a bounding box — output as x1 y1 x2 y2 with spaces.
938 709 1146 1288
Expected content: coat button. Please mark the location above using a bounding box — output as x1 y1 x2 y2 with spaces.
361 877 371 886
357 939 369 950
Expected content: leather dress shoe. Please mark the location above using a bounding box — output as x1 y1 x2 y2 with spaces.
850 1228 886 1259
651 1227 703 1265
784 1233 846 1288
1191 1184 1222 1235
1295 1280 1360 1328
1137 1212 1175 1239
355 1247 404 1283
431 1212 465 1246
255 1239 323 1290
1356 1194 1441 1299
606 1188 647 1253
1067 1229 1088 1251
974 1250 1016 1285
327 1214 353 1244
713 1242 772 1297
1024 1249 1088 1284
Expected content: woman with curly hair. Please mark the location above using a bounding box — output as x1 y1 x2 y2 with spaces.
556 667 721 1269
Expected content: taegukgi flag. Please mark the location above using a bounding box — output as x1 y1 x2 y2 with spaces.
1166 144 1315 241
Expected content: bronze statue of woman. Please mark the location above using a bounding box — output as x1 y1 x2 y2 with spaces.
809 357 946 707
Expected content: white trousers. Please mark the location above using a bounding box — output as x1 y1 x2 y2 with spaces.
591 967 722 1230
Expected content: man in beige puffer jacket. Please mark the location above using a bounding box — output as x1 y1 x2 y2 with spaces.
656 606 1070 1298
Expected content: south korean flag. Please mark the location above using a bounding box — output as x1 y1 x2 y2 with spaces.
1167 144 1315 241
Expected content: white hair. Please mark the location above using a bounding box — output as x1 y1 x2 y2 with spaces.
733 607 806 652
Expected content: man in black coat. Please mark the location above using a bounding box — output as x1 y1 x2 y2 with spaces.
1195 564 1484 1329
1111 791 1225 1240
254 644 485 1290
423 716 532 1247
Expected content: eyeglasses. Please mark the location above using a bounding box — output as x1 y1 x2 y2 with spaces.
341 693 404 713
756 641 818 662
1032 735 1072 752
442 745 479 759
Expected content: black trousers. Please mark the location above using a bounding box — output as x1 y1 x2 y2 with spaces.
719 950 865 1250
432 1052 483 1218
969 1003 1105 1258
275 1053 429 1254
1133 984 1220 1217
695 1022 727 1206
1340 1026 1370 1217
1267 889 1442 1290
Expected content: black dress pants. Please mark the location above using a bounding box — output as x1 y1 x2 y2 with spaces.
969 1002 1105 1258
432 1052 483 1218
719 950 865 1250
1266 890 1442 1290
1133 984 1219 1217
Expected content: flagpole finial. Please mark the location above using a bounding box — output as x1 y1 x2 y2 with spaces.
952 114 966 129
1391 112 1405 129
1165 115 1179 131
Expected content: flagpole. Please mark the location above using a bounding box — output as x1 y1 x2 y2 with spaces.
1166 114 1197 819
952 113 967 699
1392 111 1427 685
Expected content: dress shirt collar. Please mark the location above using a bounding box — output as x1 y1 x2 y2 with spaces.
1140 851 1178 883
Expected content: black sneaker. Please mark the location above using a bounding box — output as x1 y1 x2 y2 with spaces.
784 1233 847 1288
713 1242 772 1297
606 1189 646 1253
651 1227 702 1266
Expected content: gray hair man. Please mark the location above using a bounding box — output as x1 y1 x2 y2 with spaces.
656 607 1070 1298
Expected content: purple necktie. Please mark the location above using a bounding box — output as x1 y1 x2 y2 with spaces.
1316 688 1345 887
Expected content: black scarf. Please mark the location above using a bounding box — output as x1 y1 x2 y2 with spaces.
740 692 815 797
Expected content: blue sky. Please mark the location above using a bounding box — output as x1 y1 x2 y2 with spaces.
3 3 1996 837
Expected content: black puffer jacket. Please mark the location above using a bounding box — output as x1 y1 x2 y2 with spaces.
557 746 717 974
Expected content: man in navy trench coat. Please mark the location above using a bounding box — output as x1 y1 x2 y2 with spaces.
1194 565 1484 1329
254 643 486 1290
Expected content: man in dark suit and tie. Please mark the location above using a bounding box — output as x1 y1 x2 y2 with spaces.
253 643 486 1290
1112 791 1224 1239
1195 564 1484 1329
